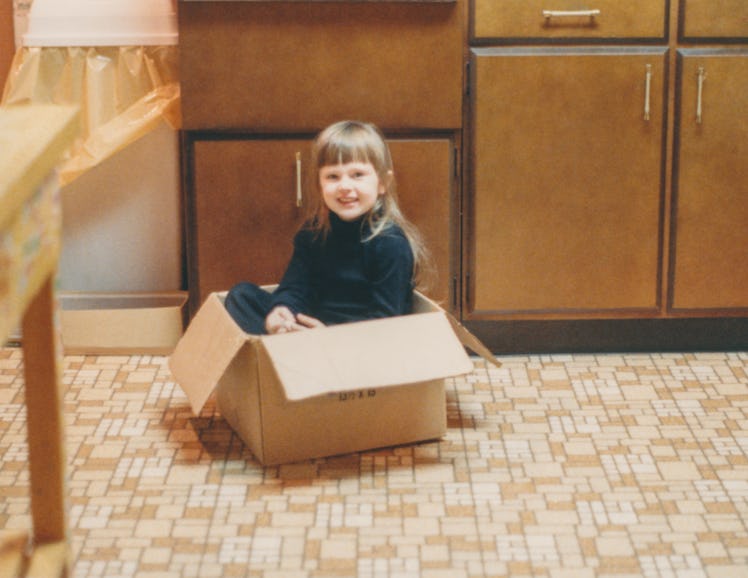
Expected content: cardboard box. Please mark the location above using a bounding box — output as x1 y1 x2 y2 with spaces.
60 291 187 355
169 292 499 465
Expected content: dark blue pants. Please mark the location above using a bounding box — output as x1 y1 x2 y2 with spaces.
224 282 273 334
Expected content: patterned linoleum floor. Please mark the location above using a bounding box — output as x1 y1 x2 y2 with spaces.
1 348 747 578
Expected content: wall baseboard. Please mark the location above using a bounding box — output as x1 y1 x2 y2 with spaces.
465 317 748 355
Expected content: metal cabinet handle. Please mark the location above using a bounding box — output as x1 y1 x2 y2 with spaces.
543 9 601 22
295 152 303 207
696 66 706 124
644 64 652 121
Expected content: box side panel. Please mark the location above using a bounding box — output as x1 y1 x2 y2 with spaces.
61 303 184 355
215 342 265 463
258 376 447 465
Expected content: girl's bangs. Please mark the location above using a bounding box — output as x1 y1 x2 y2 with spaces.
318 130 376 167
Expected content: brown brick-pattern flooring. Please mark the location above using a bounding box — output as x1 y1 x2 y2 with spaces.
1 348 747 577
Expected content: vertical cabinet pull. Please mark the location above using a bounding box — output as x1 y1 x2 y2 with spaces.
696 66 706 124
644 64 652 121
295 152 303 207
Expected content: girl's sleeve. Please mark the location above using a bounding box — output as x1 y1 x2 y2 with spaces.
269 230 315 315
366 232 415 318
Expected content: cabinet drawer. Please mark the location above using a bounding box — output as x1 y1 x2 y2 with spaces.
680 0 748 40
473 0 667 41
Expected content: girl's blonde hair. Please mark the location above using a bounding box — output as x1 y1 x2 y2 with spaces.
306 120 432 289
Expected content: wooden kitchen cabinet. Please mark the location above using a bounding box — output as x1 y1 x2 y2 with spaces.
185 135 457 315
177 0 747 350
670 50 748 311
178 0 464 321
467 48 667 318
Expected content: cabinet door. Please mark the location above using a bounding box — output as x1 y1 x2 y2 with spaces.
680 0 748 40
670 51 748 312
187 137 455 314
190 139 309 309
468 48 667 318
388 139 455 310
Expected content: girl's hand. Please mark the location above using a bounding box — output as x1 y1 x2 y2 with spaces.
265 306 303 334
295 313 325 330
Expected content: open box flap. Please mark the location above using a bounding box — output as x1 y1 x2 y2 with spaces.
412 292 501 369
445 314 502 368
260 311 474 402
168 293 249 414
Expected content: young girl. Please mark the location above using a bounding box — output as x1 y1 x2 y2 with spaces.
225 120 429 335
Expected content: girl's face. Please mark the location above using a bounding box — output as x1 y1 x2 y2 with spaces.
319 161 386 222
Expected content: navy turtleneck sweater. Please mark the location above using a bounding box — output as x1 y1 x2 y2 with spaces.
269 213 414 325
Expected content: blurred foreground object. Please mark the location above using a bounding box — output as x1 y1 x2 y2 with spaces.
1 0 179 185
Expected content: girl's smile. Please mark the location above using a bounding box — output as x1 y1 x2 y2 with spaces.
319 161 385 221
